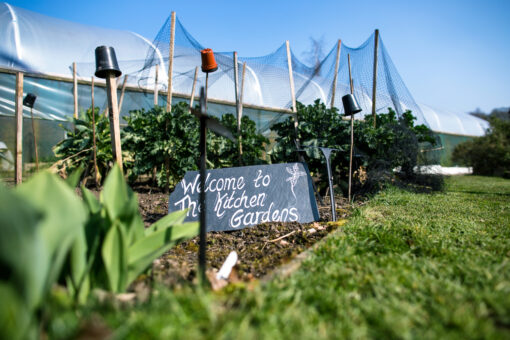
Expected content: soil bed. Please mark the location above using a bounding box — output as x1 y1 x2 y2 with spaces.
133 183 356 288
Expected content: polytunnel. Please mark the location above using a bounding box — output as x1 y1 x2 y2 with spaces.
0 2 490 167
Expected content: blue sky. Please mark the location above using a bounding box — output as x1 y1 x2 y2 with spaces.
7 0 510 114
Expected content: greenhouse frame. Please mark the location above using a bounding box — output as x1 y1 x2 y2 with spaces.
0 2 488 168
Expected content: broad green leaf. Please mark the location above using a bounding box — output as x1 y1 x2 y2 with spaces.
145 209 188 236
102 164 129 221
17 172 87 300
68 227 90 304
65 167 84 188
0 283 33 340
101 165 145 245
81 186 100 214
117 189 145 245
102 222 128 293
127 222 199 284
0 185 46 311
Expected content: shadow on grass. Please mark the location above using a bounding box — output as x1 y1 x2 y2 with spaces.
354 170 445 197
448 190 510 197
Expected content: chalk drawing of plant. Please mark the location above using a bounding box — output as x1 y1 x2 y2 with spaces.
286 163 307 199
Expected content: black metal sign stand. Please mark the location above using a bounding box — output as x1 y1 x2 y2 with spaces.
298 145 339 222
192 87 234 284
198 100 207 283
318 147 338 222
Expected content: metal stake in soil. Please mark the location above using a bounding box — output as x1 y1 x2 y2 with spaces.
319 147 337 222
193 85 234 283
198 88 207 283
347 54 354 203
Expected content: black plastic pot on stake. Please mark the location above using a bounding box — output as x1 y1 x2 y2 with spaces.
94 46 122 78
342 94 362 116
23 93 39 171
23 93 36 108
94 46 123 170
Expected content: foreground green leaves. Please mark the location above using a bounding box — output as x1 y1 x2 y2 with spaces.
49 176 510 339
0 173 86 339
0 166 198 339
67 165 199 298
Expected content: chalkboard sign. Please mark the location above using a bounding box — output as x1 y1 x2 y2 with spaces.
168 162 320 232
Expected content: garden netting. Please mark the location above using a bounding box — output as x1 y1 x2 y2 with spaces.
0 4 489 173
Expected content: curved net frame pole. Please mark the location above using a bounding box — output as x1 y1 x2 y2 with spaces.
348 54 354 203
15 72 23 185
372 29 379 128
166 11 176 112
330 39 342 109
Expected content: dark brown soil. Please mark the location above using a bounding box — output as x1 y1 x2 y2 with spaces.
134 185 355 288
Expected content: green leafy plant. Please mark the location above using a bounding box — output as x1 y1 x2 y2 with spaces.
123 103 200 189
0 165 198 338
269 100 350 186
452 117 510 178
269 101 437 194
207 114 269 168
355 109 436 175
124 104 269 189
66 165 199 300
53 107 113 184
0 172 87 340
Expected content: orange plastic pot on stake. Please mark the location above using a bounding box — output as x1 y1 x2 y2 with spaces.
201 48 218 73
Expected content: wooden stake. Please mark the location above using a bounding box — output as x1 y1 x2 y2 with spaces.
286 41 298 133
286 40 323 204
14 72 23 185
189 66 198 110
30 107 39 171
330 39 341 109
91 76 99 187
348 54 354 203
154 64 159 106
118 75 128 113
234 52 240 134
105 74 123 170
233 52 242 163
239 62 246 157
372 29 379 127
73 62 78 119
165 12 176 193
166 11 176 112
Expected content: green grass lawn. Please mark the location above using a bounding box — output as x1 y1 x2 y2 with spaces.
49 176 510 339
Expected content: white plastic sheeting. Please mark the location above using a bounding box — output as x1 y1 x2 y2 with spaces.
419 103 488 137
0 2 490 139
0 2 157 76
